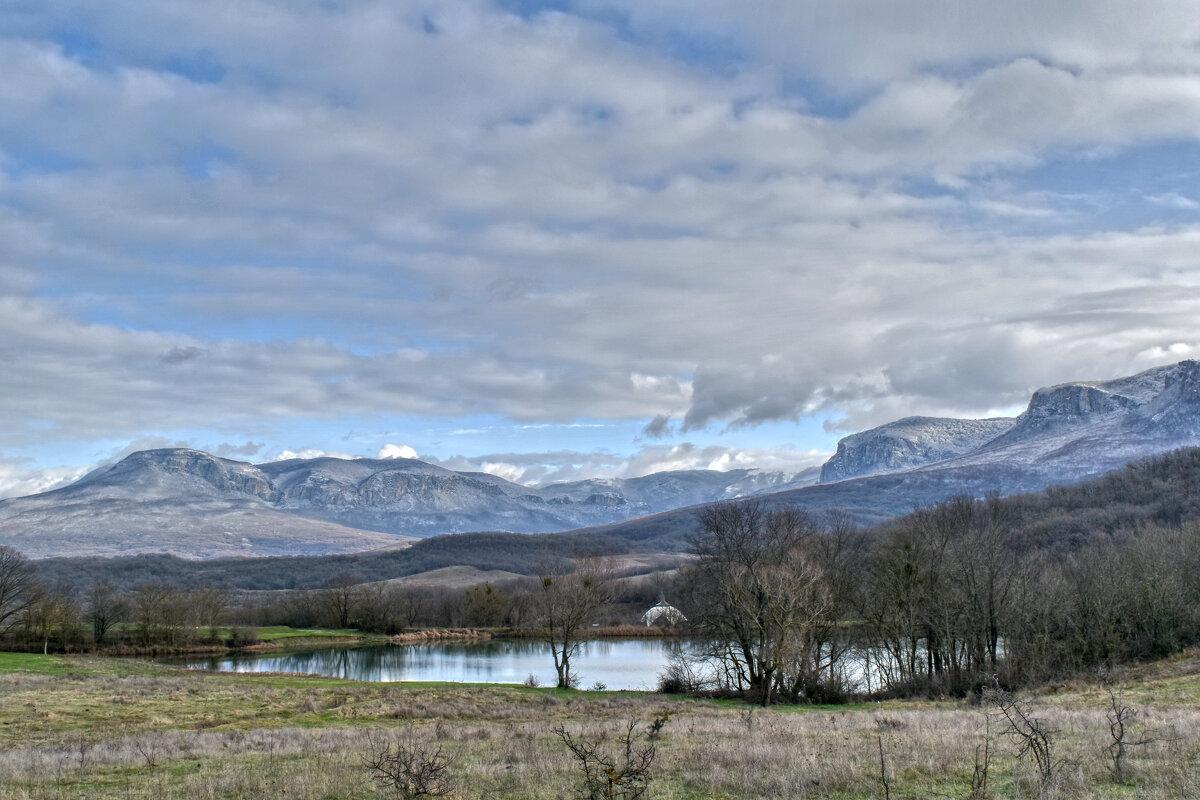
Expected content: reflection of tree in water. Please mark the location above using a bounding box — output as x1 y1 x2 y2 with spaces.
183 640 693 689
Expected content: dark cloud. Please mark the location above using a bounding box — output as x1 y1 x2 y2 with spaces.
640 414 675 439
159 346 207 365
214 441 265 458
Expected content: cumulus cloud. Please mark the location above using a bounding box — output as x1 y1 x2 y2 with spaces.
378 443 419 459
0 457 89 499
272 448 354 462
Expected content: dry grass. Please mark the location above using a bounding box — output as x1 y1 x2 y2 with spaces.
1 654 1199 799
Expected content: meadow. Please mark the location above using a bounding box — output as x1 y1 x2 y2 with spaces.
2 648 1199 799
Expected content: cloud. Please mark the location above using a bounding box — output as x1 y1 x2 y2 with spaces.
158 346 207 365
272 448 353 462
424 443 828 485
378 443 419 459
0 1 1199 473
597 1 1200 90
640 414 675 439
213 441 265 458
0 457 89 499
1147 193 1200 210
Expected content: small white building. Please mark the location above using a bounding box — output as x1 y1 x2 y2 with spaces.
641 601 686 627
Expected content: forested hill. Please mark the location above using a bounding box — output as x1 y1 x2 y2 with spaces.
999 446 1200 549
33 447 1200 593
32 529 634 593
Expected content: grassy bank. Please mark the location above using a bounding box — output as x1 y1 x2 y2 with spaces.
1 651 1198 798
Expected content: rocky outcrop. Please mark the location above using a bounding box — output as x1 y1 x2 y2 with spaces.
820 416 1014 483
82 448 278 501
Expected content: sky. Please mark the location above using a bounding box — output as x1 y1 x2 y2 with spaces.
3 0 1200 497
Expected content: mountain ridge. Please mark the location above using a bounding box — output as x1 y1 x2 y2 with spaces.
4 359 1199 559
0 448 820 558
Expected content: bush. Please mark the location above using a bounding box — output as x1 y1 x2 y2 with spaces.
364 730 453 799
553 718 659 800
226 627 260 648
656 649 713 695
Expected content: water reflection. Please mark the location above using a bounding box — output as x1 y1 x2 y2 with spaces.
177 638 689 691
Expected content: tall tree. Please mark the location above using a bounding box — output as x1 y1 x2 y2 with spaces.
534 557 614 688
0 546 36 635
88 580 124 646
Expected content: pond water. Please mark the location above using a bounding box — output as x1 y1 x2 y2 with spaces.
173 638 690 691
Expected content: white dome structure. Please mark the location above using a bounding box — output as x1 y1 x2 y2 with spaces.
641 601 686 627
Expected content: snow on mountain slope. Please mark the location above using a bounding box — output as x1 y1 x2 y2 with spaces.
819 416 1015 483
819 360 1200 487
0 448 817 557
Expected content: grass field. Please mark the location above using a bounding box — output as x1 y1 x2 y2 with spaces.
2 650 1199 799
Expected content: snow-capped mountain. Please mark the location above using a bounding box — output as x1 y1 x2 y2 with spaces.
818 416 1015 482
0 449 818 558
581 361 1200 544
816 359 1200 487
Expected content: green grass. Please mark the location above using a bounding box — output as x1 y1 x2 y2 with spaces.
244 625 367 641
0 652 68 674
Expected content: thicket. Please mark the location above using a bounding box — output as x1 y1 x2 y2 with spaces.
670 485 1200 702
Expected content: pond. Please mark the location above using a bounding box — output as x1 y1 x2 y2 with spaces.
173 638 690 691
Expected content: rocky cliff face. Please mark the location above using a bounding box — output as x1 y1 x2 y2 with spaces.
980 359 1200 452
79 448 278 501
819 416 1014 483
820 360 1200 485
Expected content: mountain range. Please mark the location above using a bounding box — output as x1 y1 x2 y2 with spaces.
3 359 1199 559
0 447 819 558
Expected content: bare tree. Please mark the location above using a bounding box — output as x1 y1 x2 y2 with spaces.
190 586 229 641
1100 669 1153 781
0 546 36 635
985 679 1056 789
534 557 614 689
689 501 830 705
131 583 171 645
356 582 404 633
321 573 365 629
88 581 124 646
24 584 77 654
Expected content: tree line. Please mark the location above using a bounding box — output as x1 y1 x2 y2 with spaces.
0 544 664 655
672 490 1200 704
